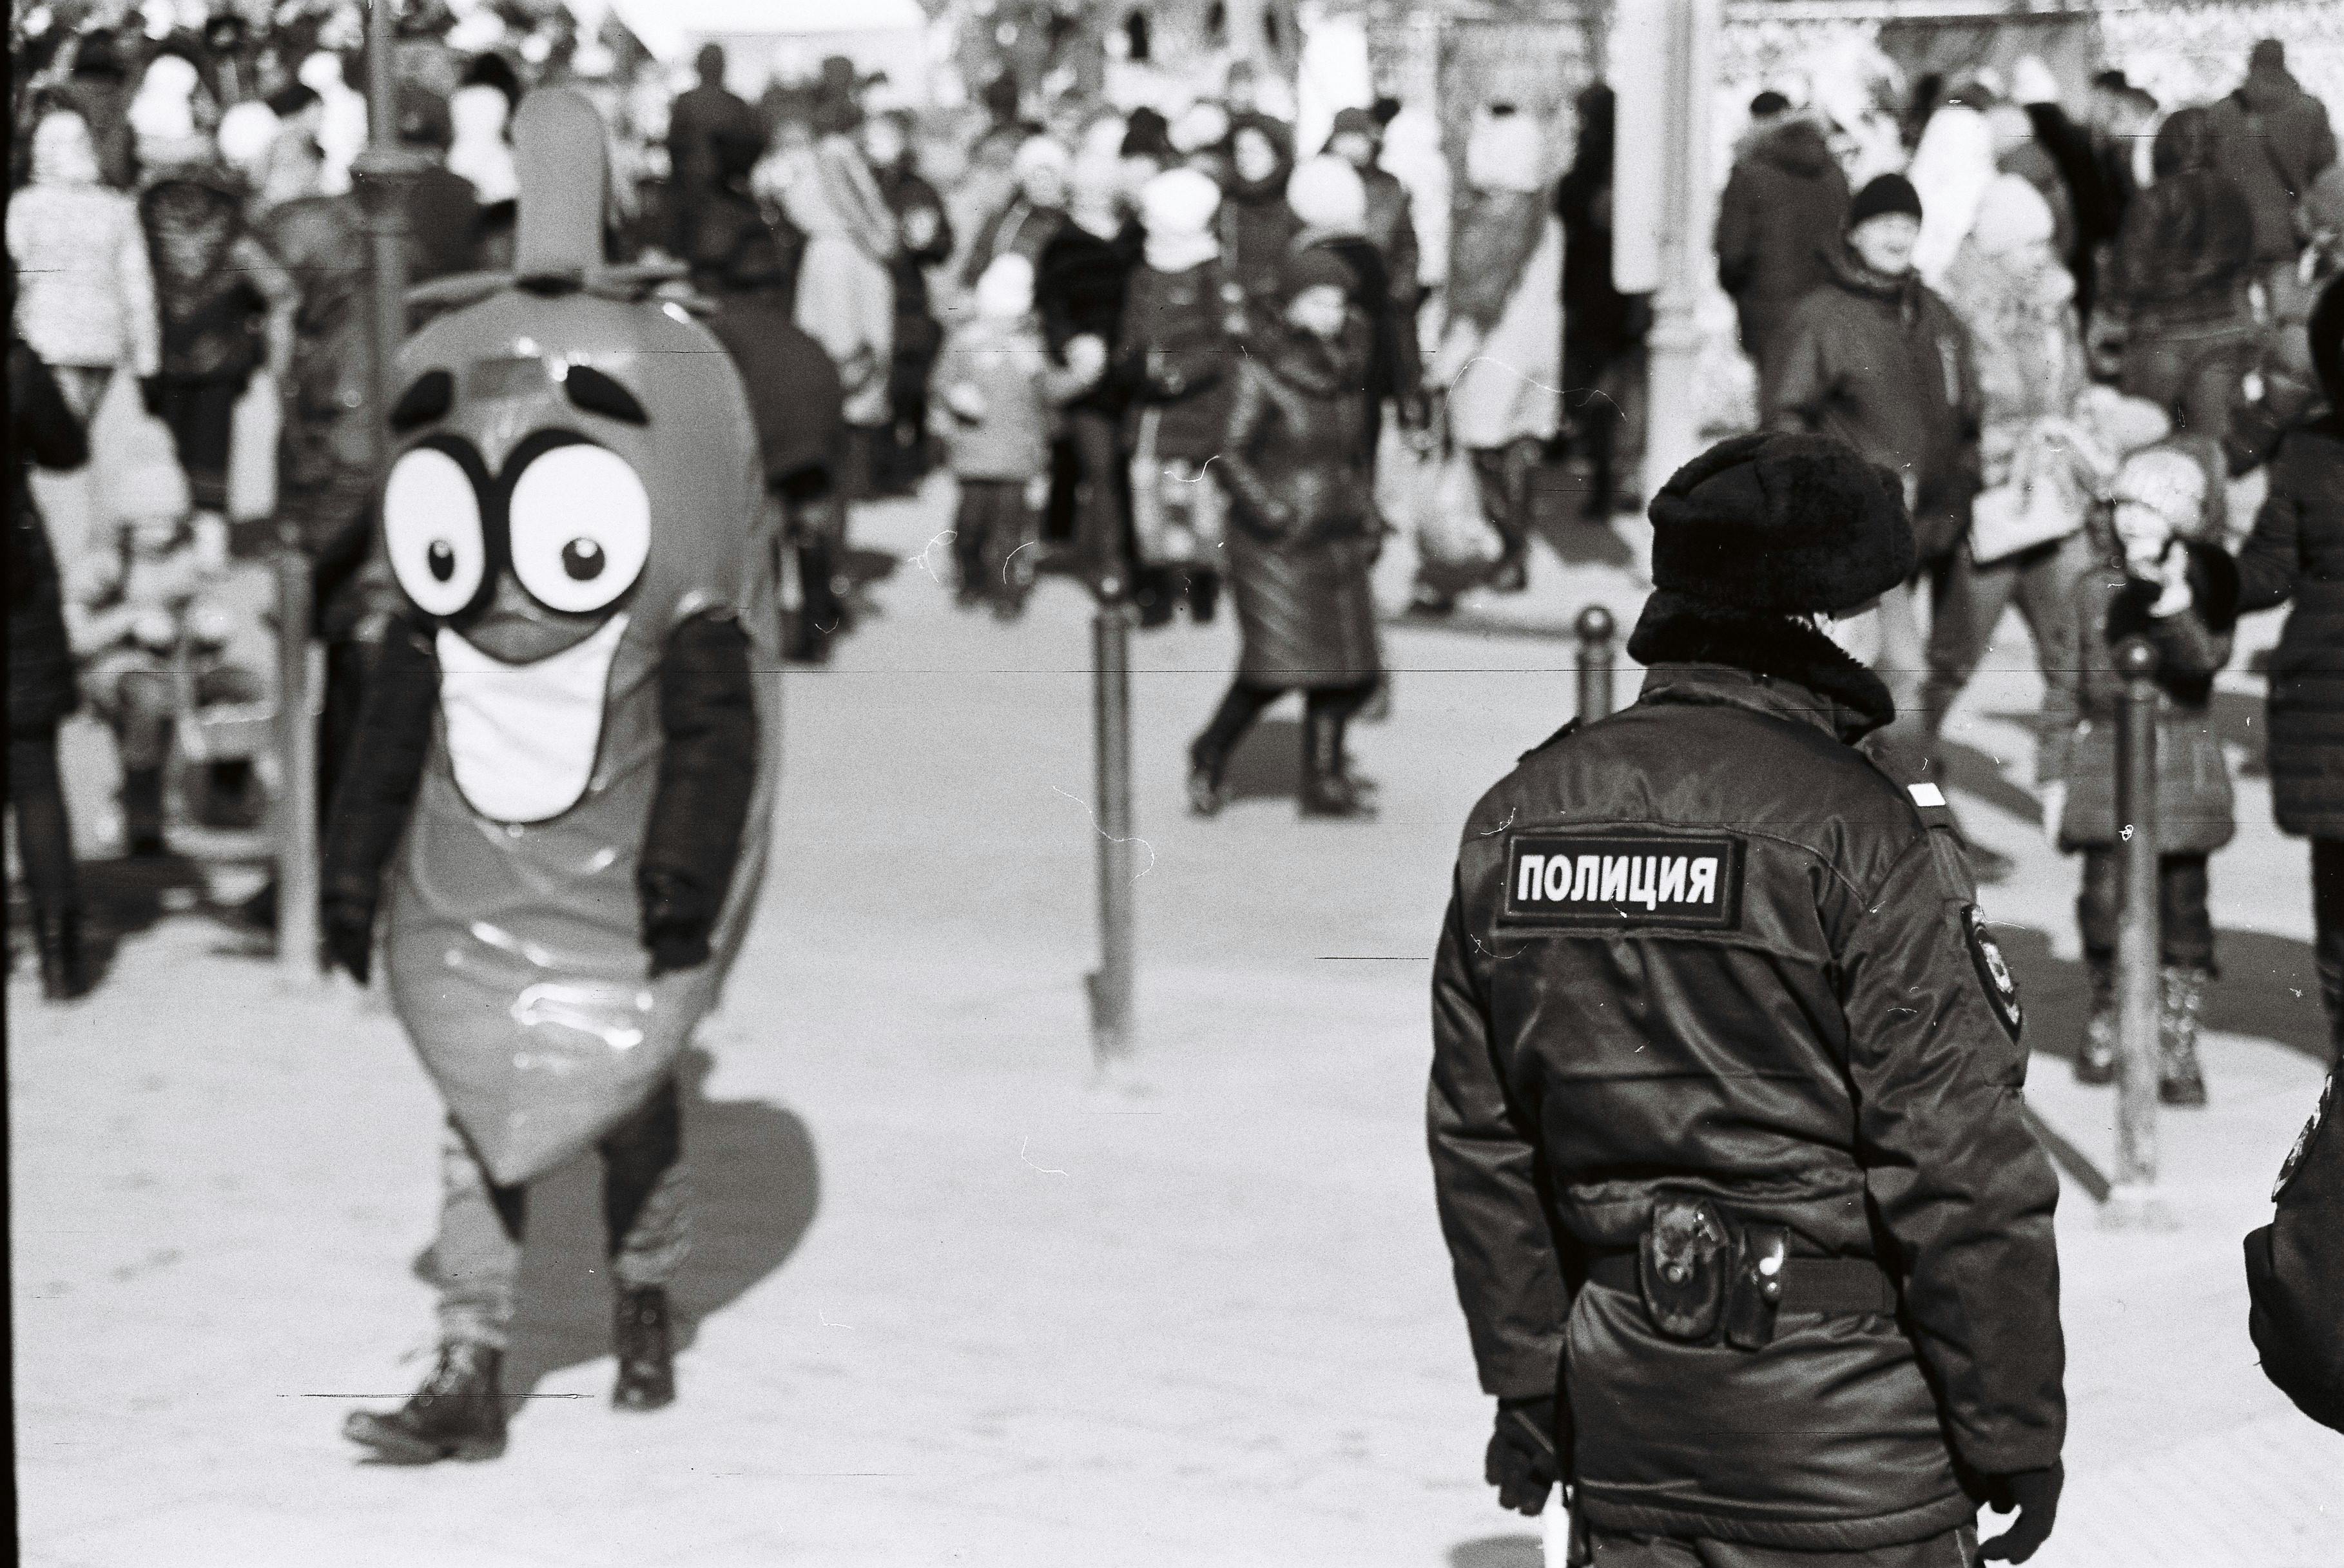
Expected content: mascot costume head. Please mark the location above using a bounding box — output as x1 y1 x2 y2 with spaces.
340 88 777 1185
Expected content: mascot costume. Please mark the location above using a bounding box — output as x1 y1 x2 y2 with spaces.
327 89 775 1463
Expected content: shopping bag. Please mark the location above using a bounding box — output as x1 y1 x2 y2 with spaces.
1970 424 2085 565
1127 408 1227 568
1413 441 1502 571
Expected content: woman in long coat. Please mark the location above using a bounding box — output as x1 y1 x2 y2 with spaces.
2238 276 2344 1064
1187 247 1380 820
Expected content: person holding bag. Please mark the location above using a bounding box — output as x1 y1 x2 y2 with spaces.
1931 173 2092 750
2040 444 2239 1101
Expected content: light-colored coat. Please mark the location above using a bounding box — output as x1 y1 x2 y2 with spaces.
7 113 160 375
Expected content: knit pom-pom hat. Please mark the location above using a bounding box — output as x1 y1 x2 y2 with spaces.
1286 154 1366 235
1647 433 1915 615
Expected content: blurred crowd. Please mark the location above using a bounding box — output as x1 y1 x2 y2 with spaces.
6 11 2344 1097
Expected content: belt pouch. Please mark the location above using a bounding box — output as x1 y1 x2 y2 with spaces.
1638 1196 1730 1342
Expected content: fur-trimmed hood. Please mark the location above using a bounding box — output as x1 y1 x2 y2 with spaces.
1627 589 1898 742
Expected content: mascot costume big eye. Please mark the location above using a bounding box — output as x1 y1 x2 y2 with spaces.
327 90 774 1460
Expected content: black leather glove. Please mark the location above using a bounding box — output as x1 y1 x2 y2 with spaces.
322 895 374 985
639 872 712 979
1484 1395 1564 1517
139 375 166 417
1979 1462 2062 1563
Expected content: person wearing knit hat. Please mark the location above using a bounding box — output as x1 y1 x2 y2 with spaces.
1034 141 1144 608
1433 430 2066 1566
933 253 1065 617
1186 224 1382 819
1419 102 1563 609
1767 164 1990 867
2042 429 2243 1101
1930 165 2088 788
957 134 1070 290
1324 103 1423 309
1121 165 1238 626
1287 154 1427 463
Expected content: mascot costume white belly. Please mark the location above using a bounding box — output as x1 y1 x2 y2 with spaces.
329 88 776 1464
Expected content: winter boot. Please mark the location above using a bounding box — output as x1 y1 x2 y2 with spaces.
2158 965 2211 1107
343 1342 507 1463
2075 953 2117 1085
789 541 840 664
612 1285 677 1411
122 766 168 858
34 909 90 1002
1300 706 1375 819
1186 734 1230 818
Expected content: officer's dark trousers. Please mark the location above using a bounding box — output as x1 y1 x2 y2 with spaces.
2313 838 2344 1062
1573 1523 1980 1568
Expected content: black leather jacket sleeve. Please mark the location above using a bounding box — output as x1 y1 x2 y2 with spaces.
320 619 441 913
1429 876 1571 1402
637 610 760 948
1839 831 2066 1479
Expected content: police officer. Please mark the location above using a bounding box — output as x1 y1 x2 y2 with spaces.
1429 432 2066 1565
2247 1066 2343 1433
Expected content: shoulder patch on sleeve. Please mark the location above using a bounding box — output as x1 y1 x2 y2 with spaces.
1963 905 2024 1043
1502 833 1745 929
2274 1069 2334 1203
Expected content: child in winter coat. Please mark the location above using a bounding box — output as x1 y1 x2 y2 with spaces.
68 460 265 855
2042 441 2239 1103
934 254 1073 616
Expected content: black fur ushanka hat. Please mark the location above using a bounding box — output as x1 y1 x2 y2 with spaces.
1646 433 1917 615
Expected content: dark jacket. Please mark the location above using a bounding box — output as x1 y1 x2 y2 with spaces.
1359 162 1420 301
1555 88 1648 371
1117 257 1246 460
875 160 953 413
703 287 846 495
1217 318 1380 687
139 168 291 383
1036 218 1141 418
2107 108 2258 328
8 338 87 733
1714 120 1852 370
666 77 761 255
1219 113 1300 329
2247 1069 2344 1433
403 162 487 284
2209 60 2341 265
1310 234 1422 412
1430 597 2064 1550
259 197 374 552
2238 413 2344 837
1767 253 1981 552
2045 530 2240 855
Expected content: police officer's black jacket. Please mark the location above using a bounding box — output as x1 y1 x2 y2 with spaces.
1429 595 2066 1551
2247 1068 2343 1432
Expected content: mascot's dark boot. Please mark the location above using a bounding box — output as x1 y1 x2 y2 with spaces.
2076 954 2117 1085
34 909 90 1002
612 1286 676 1411
344 1342 507 1462
2158 965 2211 1107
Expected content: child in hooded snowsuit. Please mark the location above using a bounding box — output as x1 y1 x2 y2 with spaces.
934 254 1080 617
2043 439 2239 1104
67 458 266 855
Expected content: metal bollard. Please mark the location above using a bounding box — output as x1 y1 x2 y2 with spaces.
273 533 319 987
1088 593 1138 1068
1576 605 1617 724
2104 635 2173 1228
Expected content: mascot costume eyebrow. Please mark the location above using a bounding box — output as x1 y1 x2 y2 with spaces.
329 90 775 1464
